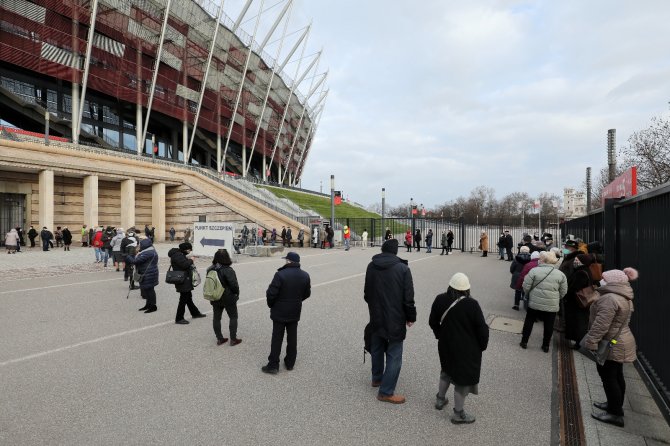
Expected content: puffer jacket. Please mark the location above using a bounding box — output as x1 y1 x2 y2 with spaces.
5 229 19 247
125 238 159 289
111 231 125 252
583 283 636 363
522 263 567 313
509 252 531 289
364 253 416 341
266 262 311 322
515 258 538 289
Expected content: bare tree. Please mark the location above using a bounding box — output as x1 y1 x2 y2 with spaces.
620 117 670 190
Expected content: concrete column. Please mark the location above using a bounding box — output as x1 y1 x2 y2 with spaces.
83 175 99 228
152 182 166 242
121 179 135 230
262 154 266 182
38 170 54 231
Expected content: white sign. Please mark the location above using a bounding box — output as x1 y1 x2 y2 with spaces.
192 222 235 257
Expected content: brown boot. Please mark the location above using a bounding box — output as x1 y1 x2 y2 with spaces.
377 394 406 404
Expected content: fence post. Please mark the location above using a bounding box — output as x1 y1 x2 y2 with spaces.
603 198 622 270
459 217 465 252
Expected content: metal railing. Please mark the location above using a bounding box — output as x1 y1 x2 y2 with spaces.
562 183 670 421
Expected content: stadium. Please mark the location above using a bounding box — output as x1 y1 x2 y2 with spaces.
0 0 327 241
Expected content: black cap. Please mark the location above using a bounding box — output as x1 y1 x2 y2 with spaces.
282 252 300 262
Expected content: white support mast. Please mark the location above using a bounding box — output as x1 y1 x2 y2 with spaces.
74 0 99 145
220 0 266 177
293 99 326 184
186 0 225 163
243 1 293 177
139 0 173 155
232 0 254 32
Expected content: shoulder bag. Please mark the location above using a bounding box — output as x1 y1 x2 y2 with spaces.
165 265 187 285
440 296 465 325
525 268 553 300
575 269 597 308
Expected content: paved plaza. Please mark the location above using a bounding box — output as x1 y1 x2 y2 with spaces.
0 243 668 445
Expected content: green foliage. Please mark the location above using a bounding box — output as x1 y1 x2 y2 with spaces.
257 186 381 219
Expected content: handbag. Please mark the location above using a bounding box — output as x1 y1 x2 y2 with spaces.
581 301 631 366
576 285 597 308
191 267 201 288
165 266 187 284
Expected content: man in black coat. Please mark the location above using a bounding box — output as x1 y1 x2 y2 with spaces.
504 230 514 261
364 239 416 404
40 227 52 251
168 242 206 324
28 226 38 248
262 252 311 374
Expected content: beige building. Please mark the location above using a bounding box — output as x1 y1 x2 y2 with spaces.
563 188 587 219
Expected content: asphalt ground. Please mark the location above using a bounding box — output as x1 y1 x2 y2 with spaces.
0 244 554 445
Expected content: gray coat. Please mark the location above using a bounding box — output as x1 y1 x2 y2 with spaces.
522 263 567 313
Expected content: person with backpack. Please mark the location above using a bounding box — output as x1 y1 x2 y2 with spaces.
262 252 311 374
125 238 159 313
121 229 139 287
428 273 489 424
205 249 241 346
168 242 206 325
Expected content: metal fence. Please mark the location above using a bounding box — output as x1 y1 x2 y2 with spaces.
562 184 670 419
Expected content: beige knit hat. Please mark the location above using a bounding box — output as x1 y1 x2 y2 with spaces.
448 272 471 291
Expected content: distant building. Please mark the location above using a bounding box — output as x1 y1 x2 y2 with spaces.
564 188 587 219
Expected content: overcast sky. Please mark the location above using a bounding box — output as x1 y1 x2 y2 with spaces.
234 0 670 208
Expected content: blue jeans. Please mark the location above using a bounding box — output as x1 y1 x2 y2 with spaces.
371 334 404 397
426 242 432 253
499 247 505 258
344 238 350 250
94 247 102 262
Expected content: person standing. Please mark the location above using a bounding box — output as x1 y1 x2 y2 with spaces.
271 228 277 246
280 226 287 247
55 226 63 248
149 226 155 242
184 227 192 243
440 230 448 255
208 249 242 346
479 232 488 257
510 246 531 310
563 253 595 349
384 228 392 241
583 268 638 428
111 228 125 271
28 226 38 248
92 227 103 262
497 232 506 260
319 226 326 249
429 273 489 424
362 229 368 248
364 239 416 404
101 226 115 267
144 224 150 239
297 228 304 248
286 227 293 248
79 225 87 247
413 228 421 252
5 228 19 254
425 229 433 253
15 227 24 251
62 227 72 251
343 225 350 251
169 227 176 242
125 238 159 313
39 227 52 251
404 229 412 253
262 252 311 374
88 226 95 247
121 229 139 286
327 225 334 249
447 230 454 253
168 242 206 325
504 231 514 261
520 251 567 352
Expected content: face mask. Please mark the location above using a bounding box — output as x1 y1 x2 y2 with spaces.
573 260 582 268
600 279 607 287
562 248 570 255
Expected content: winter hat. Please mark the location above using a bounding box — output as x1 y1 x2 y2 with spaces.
550 247 562 258
520 246 530 253
382 239 399 255
602 268 639 284
448 273 471 291
282 251 300 262
179 242 192 252
564 240 579 249
530 251 541 260
117 228 124 234
540 251 558 264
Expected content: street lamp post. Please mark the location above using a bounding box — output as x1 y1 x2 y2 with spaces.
330 175 335 228
410 197 415 242
381 187 385 246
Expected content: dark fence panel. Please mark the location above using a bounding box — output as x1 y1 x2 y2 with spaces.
562 185 670 417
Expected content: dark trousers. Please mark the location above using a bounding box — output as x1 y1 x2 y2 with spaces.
447 242 453 253
29 237 36 247
597 360 626 416
507 247 514 261
213 301 238 341
441 245 448 254
42 240 49 251
176 291 202 321
140 288 156 306
268 320 298 369
521 307 557 347
414 240 420 251
514 289 524 306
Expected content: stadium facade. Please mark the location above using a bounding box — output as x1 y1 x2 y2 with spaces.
0 0 326 184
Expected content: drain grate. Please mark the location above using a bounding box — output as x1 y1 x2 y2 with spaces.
558 324 586 445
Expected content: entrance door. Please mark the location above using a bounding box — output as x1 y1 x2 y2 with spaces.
0 193 25 246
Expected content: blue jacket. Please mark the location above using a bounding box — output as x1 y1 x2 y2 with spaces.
266 262 311 322
126 239 159 289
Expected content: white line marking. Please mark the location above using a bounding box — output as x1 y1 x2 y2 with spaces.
0 278 121 295
0 255 435 367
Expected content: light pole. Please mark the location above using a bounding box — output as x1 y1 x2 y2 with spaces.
381 187 385 245
410 197 415 241
330 175 334 228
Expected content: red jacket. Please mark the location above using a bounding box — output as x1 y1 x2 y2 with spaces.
92 231 103 248
516 259 539 289
404 232 412 245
